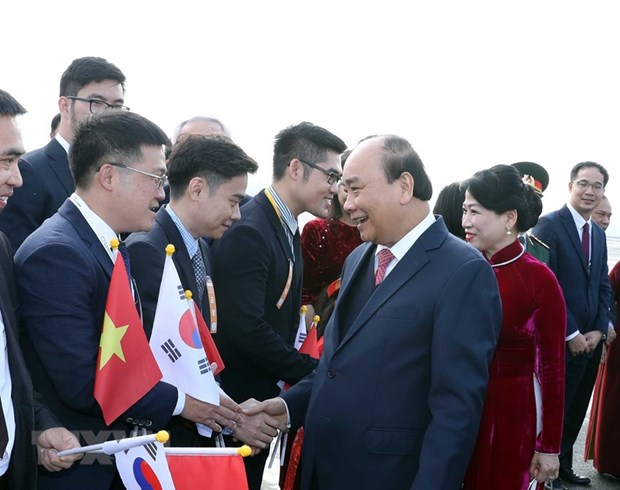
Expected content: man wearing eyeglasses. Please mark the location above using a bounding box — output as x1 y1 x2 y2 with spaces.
533 161 612 489
14 111 245 490
211 121 347 489
0 56 128 251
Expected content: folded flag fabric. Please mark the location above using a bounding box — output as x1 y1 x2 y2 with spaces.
292 305 308 350
167 449 249 490
94 239 162 425
189 295 225 376
150 246 219 405
299 315 320 359
116 440 176 490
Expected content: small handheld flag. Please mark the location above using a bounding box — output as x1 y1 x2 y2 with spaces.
94 238 162 425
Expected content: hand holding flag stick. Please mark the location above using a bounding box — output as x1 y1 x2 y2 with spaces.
57 430 170 457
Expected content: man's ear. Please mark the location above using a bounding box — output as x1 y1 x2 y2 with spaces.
188 176 207 201
288 159 303 181
98 163 115 191
399 172 414 205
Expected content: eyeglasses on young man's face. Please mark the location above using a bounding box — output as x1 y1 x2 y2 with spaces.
107 162 167 190
66 96 130 114
298 159 342 186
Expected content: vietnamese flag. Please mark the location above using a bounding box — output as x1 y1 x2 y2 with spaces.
94 244 162 425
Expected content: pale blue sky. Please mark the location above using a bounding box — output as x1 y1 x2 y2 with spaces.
4 0 620 236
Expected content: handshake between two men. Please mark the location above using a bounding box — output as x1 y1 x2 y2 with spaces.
180 393 290 455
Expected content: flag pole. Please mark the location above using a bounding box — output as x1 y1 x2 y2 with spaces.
57 430 170 456
165 445 252 457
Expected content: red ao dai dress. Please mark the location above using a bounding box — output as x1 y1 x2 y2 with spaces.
463 240 566 489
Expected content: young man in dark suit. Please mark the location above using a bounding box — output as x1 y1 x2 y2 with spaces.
211 121 347 489
14 111 244 490
0 89 81 488
533 161 611 489
246 134 503 490
126 135 279 448
0 56 127 250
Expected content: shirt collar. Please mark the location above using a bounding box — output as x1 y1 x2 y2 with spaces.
69 193 117 261
267 185 298 236
566 202 591 230
55 133 70 153
376 211 436 261
165 205 200 257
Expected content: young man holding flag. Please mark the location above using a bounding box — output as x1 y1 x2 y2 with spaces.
211 122 347 489
127 135 279 449
14 111 242 490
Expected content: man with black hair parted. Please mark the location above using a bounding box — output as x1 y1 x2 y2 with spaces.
212 122 347 489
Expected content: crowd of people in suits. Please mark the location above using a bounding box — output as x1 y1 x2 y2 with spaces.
0 54 617 490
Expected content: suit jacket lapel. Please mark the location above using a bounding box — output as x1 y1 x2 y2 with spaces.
334 220 444 352
199 239 213 277
58 201 113 278
45 139 74 194
157 209 199 297
589 224 605 282
559 206 588 272
255 191 295 263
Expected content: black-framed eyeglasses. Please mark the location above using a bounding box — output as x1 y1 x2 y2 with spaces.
298 159 342 185
107 162 167 190
66 96 130 114
573 180 605 193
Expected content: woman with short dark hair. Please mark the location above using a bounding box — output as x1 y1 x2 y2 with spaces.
461 164 566 489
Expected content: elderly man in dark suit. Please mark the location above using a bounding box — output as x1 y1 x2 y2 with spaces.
246 135 503 490
533 161 611 489
0 89 81 488
14 111 244 490
211 121 347 489
0 56 127 250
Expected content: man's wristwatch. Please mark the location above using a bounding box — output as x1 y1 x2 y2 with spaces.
601 332 608 342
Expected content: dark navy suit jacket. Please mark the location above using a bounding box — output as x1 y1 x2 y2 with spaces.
211 190 318 404
533 205 611 337
126 206 212 337
0 233 59 490
282 217 503 490
0 139 74 251
14 200 179 490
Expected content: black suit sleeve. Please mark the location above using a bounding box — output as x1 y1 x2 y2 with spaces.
213 224 317 384
33 391 61 431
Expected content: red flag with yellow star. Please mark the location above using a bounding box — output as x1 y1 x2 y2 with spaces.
94 247 162 425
